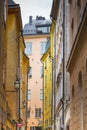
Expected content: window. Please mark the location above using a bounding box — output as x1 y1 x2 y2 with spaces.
27 108 30 118
25 42 32 55
71 18 74 30
37 27 48 33
35 108 41 118
28 67 32 78
30 127 34 130
47 27 50 33
41 41 46 54
40 66 44 77
27 90 31 100
4 0 6 24
40 89 43 100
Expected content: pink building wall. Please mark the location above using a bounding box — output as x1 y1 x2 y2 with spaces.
24 35 50 130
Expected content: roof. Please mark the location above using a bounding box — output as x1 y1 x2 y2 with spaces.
23 16 51 35
8 0 16 5
8 0 22 31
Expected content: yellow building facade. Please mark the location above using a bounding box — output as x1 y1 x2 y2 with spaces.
0 0 8 130
50 20 55 130
41 20 55 130
6 1 29 130
41 40 52 130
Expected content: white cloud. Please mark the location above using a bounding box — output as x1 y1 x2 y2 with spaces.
14 0 52 26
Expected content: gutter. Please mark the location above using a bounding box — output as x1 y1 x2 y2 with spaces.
8 4 19 8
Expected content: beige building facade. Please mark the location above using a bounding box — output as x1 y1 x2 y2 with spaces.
67 0 87 130
6 1 29 130
51 0 70 130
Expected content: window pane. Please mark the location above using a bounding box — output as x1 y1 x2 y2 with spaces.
27 108 30 118
35 108 41 118
40 66 43 77
40 89 43 100
27 90 31 100
28 67 32 78
41 41 46 54
25 42 32 55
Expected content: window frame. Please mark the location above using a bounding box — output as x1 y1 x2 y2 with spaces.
27 108 30 118
28 67 32 78
40 66 44 77
41 41 46 54
27 90 31 100
35 108 41 118
25 42 32 55
40 89 43 100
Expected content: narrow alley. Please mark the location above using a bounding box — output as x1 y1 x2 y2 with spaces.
0 0 87 130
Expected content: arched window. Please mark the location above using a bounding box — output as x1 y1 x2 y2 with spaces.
78 71 83 130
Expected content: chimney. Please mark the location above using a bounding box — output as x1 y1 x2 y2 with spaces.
36 16 38 20
29 16 32 24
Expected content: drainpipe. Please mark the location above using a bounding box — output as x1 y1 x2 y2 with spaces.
17 30 23 129
54 22 56 130
62 0 65 130
26 68 29 130
18 32 21 128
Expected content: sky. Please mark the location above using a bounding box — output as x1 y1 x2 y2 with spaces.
14 0 53 27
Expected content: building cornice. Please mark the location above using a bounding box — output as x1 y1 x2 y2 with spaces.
50 0 60 20
23 34 50 39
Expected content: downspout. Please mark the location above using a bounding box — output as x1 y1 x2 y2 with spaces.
62 0 65 129
26 68 29 130
17 30 23 128
50 20 56 130
54 22 56 130
18 33 21 127
42 63 44 130
40 59 44 130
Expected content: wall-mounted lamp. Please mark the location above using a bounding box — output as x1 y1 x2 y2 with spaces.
23 100 26 108
14 78 20 90
6 78 20 93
